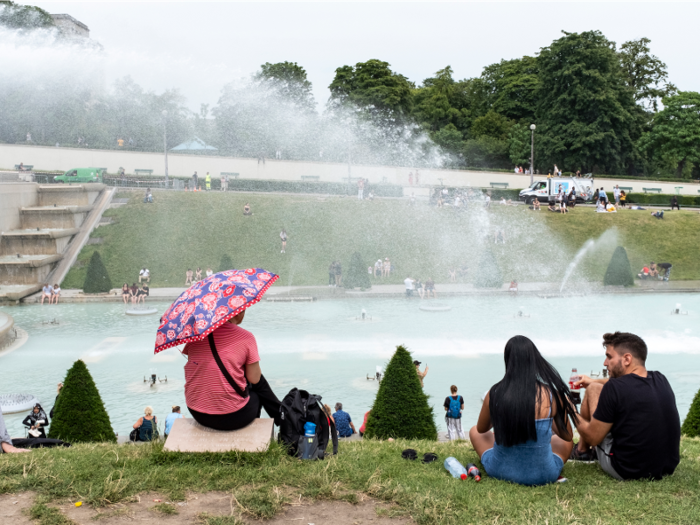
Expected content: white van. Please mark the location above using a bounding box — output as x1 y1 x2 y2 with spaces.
519 177 595 205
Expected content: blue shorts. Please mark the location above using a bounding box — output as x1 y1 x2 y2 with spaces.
481 447 564 486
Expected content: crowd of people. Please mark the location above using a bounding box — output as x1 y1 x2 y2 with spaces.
637 261 673 281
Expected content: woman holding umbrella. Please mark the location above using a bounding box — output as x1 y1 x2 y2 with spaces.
155 268 282 431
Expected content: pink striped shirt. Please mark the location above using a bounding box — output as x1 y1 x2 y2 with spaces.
183 323 260 414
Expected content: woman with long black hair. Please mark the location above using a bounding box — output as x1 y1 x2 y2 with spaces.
469 336 577 485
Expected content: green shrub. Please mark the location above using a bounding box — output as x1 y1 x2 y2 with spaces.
343 252 371 290
364 345 437 441
624 193 700 206
681 388 700 438
83 251 112 293
48 360 116 443
219 254 233 272
474 247 503 288
603 246 635 286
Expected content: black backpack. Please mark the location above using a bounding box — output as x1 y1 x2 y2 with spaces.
278 388 337 459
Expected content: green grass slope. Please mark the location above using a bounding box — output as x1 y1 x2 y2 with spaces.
63 192 700 289
2 438 700 524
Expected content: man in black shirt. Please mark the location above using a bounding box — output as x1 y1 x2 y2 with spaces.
570 332 680 480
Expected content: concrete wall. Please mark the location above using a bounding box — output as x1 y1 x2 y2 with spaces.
0 182 38 232
1 143 699 195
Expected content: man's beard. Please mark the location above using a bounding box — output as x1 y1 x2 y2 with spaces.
608 362 625 378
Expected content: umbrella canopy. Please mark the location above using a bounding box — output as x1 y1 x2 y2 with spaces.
154 268 278 354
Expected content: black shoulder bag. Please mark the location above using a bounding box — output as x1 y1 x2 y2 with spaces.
207 333 249 398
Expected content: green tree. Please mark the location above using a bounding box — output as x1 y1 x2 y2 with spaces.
0 1 54 30
536 31 639 174
471 110 513 140
603 246 634 286
431 123 463 153
48 360 116 443
639 92 700 178
619 37 676 112
681 387 700 438
364 345 437 440
481 56 539 122
83 251 113 293
328 59 414 124
218 254 233 272
343 252 371 290
254 61 316 113
508 123 531 166
474 246 502 288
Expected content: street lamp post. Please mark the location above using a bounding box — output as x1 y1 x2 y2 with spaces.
162 110 169 186
529 124 536 185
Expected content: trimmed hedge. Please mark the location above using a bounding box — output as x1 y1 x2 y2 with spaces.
604 246 634 287
364 345 438 441
83 251 112 293
681 388 700 438
344 252 371 290
48 360 116 443
624 193 700 206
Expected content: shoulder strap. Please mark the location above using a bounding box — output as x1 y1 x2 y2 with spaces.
207 333 249 398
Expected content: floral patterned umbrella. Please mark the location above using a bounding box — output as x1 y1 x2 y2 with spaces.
154 268 278 354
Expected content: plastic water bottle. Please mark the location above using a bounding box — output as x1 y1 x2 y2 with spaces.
568 368 581 391
444 457 467 480
466 463 482 482
304 422 316 437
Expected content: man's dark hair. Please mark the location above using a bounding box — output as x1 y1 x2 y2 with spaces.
172 406 180 413
603 332 647 363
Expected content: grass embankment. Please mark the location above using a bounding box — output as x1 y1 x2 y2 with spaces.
2 438 700 524
63 191 700 289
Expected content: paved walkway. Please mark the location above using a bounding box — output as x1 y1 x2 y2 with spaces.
18 279 700 304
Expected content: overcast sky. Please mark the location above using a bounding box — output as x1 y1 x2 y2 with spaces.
32 1 700 111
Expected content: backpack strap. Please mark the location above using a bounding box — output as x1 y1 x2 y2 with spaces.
207 333 249 399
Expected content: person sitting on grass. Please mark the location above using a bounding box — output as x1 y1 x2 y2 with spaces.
195 268 202 281
469 336 577 486
185 269 193 286
358 410 370 438
649 262 659 279
652 211 664 219
23 403 49 438
1 409 30 454
333 403 356 438
243 203 252 216
133 406 158 441
548 203 557 212
637 266 650 279
164 406 184 438
569 332 680 481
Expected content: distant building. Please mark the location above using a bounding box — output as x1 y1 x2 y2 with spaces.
50 14 89 38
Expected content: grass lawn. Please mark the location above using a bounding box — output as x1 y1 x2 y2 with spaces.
2 438 699 524
62 191 700 289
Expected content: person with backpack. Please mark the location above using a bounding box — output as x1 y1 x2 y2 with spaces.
444 385 465 440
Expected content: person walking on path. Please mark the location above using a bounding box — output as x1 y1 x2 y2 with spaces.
280 229 287 253
414 360 429 387
334 260 343 287
444 385 465 440
205 173 211 191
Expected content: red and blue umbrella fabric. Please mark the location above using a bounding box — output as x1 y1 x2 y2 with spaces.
154 268 278 354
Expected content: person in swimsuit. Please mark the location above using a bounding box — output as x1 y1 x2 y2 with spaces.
469 336 577 486
195 268 202 281
122 283 130 304
185 269 193 286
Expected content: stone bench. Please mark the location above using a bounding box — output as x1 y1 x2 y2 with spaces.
490 182 509 189
618 186 633 192
643 187 662 194
674 186 683 194
15 165 33 171
301 175 320 181
220 172 239 179
163 418 274 453
134 169 153 176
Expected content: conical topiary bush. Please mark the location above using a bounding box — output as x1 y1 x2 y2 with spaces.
83 251 113 293
364 345 438 440
474 246 502 288
343 252 371 290
604 246 634 286
48 360 116 443
681 387 700 437
219 254 233 272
